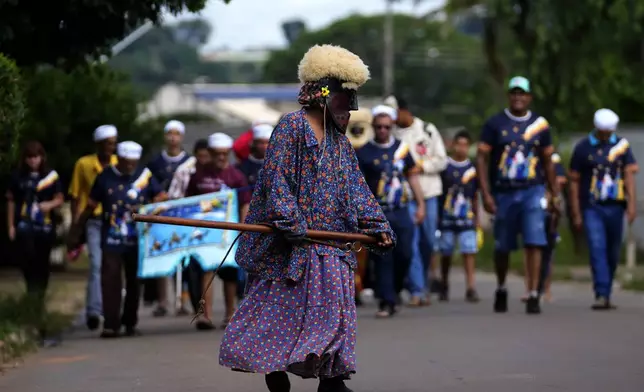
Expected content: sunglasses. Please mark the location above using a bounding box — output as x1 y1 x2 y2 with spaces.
374 125 392 130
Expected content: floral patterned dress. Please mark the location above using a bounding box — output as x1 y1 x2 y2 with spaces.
218 109 394 379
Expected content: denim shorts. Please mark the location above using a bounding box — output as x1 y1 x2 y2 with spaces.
439 229 478 256
493 185 547 251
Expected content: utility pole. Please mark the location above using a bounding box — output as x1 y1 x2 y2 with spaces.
383 0 396 97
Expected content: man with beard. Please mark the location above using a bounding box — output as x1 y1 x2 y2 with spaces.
237 123 273 186
218 44 394 392
476 76 560 315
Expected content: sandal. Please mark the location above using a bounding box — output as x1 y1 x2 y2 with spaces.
195 318 216 331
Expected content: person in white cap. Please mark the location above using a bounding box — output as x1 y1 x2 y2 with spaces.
68 141 167 338
476 76 560 315
218 44 394 392
233 119 275 162
355 104 425 318
185 132 251 331
145 119 192 317
568 108 638 310
237 123 274 186
68 124 118 331
383 95 447 306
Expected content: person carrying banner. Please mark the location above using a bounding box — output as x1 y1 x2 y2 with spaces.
145 120 192 317
68 124 118 331
68 141 166 338
218 44 394 392
185 132 251 330
167 139 211 315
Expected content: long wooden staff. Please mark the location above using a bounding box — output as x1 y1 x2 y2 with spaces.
131 213 378 244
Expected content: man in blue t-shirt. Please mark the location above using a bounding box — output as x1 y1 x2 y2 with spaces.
68 141 166 338
356 105 426 318
437 130 480 303
569 109 638 310
476 76 561 315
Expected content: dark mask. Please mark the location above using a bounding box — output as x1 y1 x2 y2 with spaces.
349 125 364 137
321 78 358 133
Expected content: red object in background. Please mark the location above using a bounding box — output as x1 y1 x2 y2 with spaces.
233 130 254 161
67 245 83 262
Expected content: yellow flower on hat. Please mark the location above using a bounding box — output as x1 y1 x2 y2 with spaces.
321 86 330 97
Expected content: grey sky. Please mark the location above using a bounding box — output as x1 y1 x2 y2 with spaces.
166 0 445 50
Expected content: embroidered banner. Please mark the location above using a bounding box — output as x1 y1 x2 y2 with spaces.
137 190 239 278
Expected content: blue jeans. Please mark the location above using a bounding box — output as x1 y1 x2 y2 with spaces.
494 185 547 251
583 204 625 298
373 208 415 305
407 197 438 297
85 219 103 317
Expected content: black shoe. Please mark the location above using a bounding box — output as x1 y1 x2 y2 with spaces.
438 285 449 302
123 326 142 337
526 296 541 314
86 315 100 331
494 289 508 313
591 297 614 310
152 306 168 317
265 371 290 392
318 376 353 392
195 319 216 330
100 329 120 338
430 280 443 294
465 289 480 303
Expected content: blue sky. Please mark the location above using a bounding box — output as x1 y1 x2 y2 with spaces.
166 0 446 50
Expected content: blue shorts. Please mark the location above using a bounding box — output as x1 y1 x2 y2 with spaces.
439 229 477 256
493 185 547 252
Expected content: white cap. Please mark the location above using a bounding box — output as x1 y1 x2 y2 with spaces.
593 108 619 131
117 141 143 160
383 95 398 110
94 125 117 142
164 120 185 134
252 124 273 140
372 104 398 121
208 132 233 149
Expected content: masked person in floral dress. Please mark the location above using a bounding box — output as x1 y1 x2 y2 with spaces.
218 45 395 392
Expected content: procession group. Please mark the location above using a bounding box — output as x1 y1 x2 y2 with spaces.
5 44 639 390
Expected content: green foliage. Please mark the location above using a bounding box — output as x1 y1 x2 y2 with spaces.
446 0 644 133
0 0 215 67
0 54 25 175
20 64 163 185
262 14 497 131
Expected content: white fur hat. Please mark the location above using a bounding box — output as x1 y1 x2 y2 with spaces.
298 45 370 90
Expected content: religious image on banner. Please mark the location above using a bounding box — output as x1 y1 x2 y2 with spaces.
137 190 239 278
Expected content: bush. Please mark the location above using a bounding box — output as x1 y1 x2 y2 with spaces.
0 54 25 175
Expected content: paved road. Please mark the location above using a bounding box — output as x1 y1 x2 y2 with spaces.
2 271 643 392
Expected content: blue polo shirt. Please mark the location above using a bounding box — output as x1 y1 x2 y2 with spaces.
570 132 637 210
147 151 191 191
439 158 478 231
237 156 263 187
90 166 162 252
356 138 417 210
480 109 553 192
8 169 63 237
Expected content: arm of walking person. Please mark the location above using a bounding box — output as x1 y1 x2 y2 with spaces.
407 168 426 224
418 123 448 175
68 159 83 222
68 175 105 249
476 121 496 214
567 144 583 232
538 128 560 206
622 144 639 224
5 173 17 241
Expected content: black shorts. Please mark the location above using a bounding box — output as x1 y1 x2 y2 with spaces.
217 266 239 283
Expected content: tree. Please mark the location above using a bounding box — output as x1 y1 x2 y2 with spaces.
445 0 644 132
263 14 496 130
0 54 25 175
0 0 232 67
20 65 163 186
